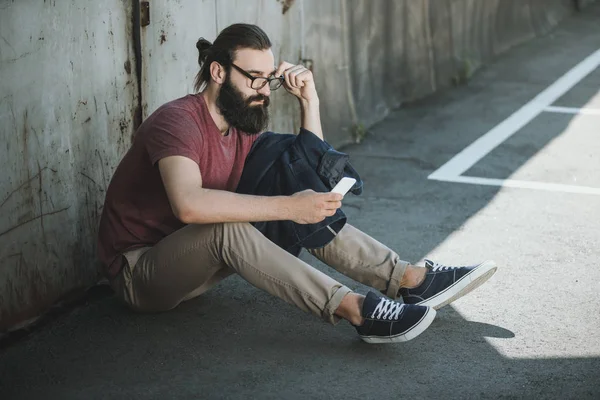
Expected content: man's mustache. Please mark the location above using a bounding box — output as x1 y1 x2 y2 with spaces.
246 94 270 107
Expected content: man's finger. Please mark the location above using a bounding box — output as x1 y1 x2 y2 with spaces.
325 201 342 210
295 69 311 86
293 67 310 88
286 65 306 87
275 61 290 76
326 193 343 201
275 61 295 77
285 64 305 74
284 70 294 89
287 70 297 88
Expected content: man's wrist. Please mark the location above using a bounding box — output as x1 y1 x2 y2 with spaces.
299 96 320 109
274 195 295 221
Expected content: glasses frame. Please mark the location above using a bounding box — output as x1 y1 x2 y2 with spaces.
230 63 284 91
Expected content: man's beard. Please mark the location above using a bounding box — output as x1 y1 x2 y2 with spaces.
216 75 270 135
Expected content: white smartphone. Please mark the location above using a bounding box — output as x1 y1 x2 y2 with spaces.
331 177 357 196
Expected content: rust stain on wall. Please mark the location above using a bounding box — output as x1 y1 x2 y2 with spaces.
277 0 295 14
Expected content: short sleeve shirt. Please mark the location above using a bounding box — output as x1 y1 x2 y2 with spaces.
97 94 260 278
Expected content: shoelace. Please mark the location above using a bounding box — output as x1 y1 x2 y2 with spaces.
427 261 457 272
371 298 404 320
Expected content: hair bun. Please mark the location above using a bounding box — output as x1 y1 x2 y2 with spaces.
196 38 212 64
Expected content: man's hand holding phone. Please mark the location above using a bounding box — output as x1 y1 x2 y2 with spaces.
287 178 355 224
288 190 342 224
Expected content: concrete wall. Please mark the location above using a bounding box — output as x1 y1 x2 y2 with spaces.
318 0 578 143
139 0 579 145
0 0 589 332
0 0 139 331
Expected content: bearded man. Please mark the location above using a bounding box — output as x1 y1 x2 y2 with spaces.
98 24 497 344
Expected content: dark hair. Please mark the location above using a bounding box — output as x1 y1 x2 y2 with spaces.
194 23 272 92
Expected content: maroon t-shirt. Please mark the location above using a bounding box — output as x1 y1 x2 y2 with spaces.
98 94 259 279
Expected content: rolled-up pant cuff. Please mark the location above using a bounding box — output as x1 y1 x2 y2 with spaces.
322 285 354 325
386 260 409 299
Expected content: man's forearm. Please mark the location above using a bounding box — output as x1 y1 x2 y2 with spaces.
178 188 293 224
300 98 323 140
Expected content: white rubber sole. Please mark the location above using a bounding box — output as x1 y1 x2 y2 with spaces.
419 260 498 310
360 307 437 344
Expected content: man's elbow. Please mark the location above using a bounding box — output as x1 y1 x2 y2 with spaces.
174 202 215 224
172 201 198 224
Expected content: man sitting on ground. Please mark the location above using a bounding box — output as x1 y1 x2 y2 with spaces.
98 23 497 344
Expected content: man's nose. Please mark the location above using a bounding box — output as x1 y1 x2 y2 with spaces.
257 84 271 97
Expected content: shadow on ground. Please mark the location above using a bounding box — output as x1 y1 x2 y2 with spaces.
0 288 597 399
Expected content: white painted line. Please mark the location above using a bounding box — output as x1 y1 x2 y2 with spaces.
544 105 600 116
440 175 600 195
428 48 600 182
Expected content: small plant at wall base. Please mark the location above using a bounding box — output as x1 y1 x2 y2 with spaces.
451 57 477 86
351 123 368 144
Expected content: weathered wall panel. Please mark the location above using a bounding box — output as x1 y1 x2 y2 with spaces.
302 0 356 140
0 0 138 331
140 0 216 118
338 0 578 145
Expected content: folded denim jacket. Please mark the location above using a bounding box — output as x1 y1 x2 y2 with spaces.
236 128 362 256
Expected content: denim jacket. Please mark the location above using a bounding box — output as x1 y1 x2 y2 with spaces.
236 128 362 256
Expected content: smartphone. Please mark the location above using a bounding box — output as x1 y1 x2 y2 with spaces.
331 177 357 196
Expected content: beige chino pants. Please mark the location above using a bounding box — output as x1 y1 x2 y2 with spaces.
110 222 408 325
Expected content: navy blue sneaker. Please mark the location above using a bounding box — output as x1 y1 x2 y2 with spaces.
399 260 497 310
355 291 436 344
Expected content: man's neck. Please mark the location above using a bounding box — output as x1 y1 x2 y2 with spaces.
201 87 230 136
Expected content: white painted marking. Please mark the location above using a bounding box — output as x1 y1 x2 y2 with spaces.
544 105 600 116
429 48 600 182
440 176 600 195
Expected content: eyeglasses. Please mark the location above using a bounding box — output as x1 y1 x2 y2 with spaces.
231 63 284 91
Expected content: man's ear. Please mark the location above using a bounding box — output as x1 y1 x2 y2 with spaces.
209 61 226 85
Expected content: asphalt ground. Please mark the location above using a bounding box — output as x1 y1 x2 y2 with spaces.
1 6 599 400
